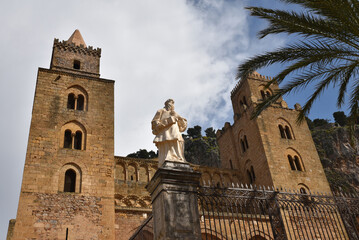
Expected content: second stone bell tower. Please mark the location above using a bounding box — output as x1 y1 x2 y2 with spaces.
217 72 331 193
12 30 115 239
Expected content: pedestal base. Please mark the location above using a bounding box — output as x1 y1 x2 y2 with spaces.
146 161 202 240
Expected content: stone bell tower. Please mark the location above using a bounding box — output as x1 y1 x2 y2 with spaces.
11 30 115 239
217 72 331 193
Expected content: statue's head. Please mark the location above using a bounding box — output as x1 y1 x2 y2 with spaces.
164 99 174 110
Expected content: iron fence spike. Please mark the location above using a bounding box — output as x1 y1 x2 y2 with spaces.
245 184 248 189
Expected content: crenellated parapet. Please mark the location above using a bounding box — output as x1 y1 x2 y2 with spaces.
53 38 101 57
231 71 273 99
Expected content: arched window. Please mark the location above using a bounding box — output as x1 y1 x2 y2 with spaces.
241 139 246 153
278 122 294 139
300 187 307 194
239 133 249 153
66 86 88 111
285 126 292 139
294 156 302 171
246 165 256 184
288 154 304 171
279 125 286 138
288 155 296 170
260 90 266 99
61 121 86 150
67 93 75 109
64 169 76 192
247 170 253 183
74 131 82 150
64 130 72 148
77 94 84 110
250 166 256 181
244 135 249 149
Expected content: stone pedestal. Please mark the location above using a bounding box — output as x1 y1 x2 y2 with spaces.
146 161 202 240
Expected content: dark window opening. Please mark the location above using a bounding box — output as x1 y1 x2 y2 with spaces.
229 159 233 170
64 130 72 148
131 175 134 181
250 166 256 181
74 131 82 150
279 125 286 138
244 135 249 149
241 140 246 153
77 94 84 110
73 60 81 70
285 126 292 139
288 155 296 170
294 156 302 171
64 169 76 192
247 170 254 184
260 90 265 99
242 96 247 106
67 93 75 109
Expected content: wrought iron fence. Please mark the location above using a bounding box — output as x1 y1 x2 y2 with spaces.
129 214 153 240
129 185 359 240
198 184 359 240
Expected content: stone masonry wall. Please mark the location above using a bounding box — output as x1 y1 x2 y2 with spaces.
12 67 115 239
217 73 331 193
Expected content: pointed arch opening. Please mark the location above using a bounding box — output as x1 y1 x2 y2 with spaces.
67 93 75 109
66 85 88 111
61 121 87 150
277 118 295 140
77 94 84 110
64 130 72 148
286 148 305 172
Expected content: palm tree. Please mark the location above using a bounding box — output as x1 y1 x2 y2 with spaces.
237 0 359 123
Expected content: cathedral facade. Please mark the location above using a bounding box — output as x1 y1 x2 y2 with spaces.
7 30 330 240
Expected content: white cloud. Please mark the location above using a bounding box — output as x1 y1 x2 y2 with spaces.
0 0 287 238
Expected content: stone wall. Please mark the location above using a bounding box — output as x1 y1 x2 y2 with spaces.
217 72 331 193
12 36 116 239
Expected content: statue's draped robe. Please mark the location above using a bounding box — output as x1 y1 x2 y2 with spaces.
152 108 187 167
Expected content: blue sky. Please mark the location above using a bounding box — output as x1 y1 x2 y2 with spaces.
0 0 346 238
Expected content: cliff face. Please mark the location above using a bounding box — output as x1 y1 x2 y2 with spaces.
310 125 359 193
184 136 221 167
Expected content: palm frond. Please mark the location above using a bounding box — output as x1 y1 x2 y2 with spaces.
239 0 359 123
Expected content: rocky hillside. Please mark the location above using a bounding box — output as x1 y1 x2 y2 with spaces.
184 136 220 167
311 124 359 193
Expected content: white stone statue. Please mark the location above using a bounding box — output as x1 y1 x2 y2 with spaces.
152 99 188 167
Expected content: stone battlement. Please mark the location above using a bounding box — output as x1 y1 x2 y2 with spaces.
53 38 101 57
231 72 273 98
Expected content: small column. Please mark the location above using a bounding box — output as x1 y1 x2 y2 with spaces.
146 161 202 240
